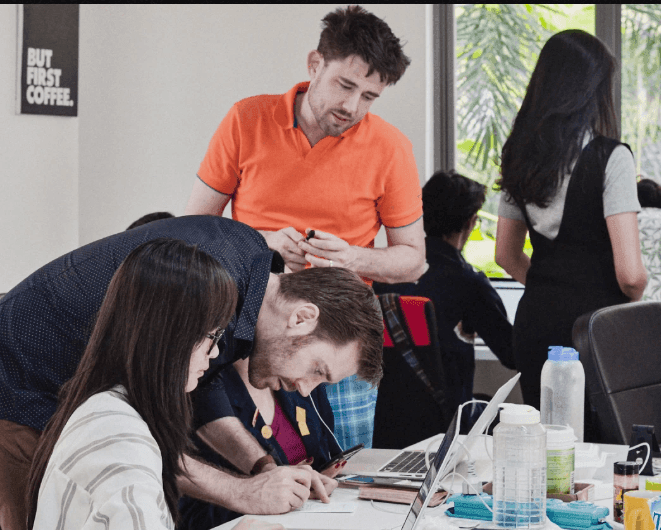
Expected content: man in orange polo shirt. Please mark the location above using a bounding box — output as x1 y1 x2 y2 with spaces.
185 6 425 451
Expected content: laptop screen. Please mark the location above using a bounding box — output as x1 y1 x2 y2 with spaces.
400 409 460 530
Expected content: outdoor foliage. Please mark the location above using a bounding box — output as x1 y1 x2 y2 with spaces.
622 5 661 182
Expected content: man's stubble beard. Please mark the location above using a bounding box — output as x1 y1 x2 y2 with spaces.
307 81 352 138
248 330 316 389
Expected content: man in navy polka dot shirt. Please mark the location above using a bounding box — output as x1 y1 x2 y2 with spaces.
0 215 383 530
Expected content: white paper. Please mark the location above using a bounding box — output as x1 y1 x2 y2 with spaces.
294 500 357 513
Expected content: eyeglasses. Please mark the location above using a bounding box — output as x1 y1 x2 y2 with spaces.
206 327 225 354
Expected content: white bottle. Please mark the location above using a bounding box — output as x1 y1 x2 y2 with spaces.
493 404 547 529
540 346 585 442
545 424 576 495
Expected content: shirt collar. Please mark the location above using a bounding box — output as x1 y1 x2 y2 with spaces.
274 82 309 130
273 81 365 140
426 236 464 263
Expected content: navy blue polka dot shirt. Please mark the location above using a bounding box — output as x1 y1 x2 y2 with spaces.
0 216 283 431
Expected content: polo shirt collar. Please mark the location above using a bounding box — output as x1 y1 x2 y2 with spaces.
274 82 309 130
273 81 365 139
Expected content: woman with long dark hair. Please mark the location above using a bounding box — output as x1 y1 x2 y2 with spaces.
495 30 647 435
26 238 238 529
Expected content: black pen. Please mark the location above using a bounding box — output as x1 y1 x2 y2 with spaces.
305 230 315 242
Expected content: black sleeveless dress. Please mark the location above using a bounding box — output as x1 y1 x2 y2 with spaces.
513 136 631 423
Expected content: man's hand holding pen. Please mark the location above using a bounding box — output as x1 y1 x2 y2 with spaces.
258 227 307 271
298 229 358 270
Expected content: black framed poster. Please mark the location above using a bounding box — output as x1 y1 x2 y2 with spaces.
16 4 79 117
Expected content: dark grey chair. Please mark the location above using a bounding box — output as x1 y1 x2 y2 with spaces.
572 301 661 445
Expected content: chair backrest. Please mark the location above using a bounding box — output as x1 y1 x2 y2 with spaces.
572 301 661 445
382 295 433 348
374 294 449 449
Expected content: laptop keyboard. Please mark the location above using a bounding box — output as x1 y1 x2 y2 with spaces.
379 451 437 474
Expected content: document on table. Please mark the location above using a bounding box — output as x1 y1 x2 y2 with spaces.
294 500 357 513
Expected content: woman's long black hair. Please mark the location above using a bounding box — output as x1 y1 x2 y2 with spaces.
498 29 618 207
27 238 238 527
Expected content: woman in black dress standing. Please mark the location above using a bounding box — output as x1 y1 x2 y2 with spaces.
495 30 647 439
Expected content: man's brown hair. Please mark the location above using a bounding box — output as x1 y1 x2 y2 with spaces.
317 5 411 85
278 267 384 386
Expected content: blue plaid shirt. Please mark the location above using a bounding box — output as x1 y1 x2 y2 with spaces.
325 374 378 450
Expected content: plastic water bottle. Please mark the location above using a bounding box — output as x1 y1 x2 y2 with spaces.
493 404 547 529
540 346 585 442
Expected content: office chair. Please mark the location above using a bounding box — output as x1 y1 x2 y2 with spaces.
572 301 661 445
373 294 451 449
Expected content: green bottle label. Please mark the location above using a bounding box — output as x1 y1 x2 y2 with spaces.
547 448 575 494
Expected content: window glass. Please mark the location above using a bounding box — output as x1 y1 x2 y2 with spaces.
622 5 661 183
455 4 595 278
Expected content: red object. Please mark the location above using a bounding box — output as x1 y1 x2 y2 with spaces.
271 398 307 465
382 295 432 347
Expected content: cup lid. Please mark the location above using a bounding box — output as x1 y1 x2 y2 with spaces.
548 346 579 361
614 461 640 475
544 424 577 443
499 404 540 424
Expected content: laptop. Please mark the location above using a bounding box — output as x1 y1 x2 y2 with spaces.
292 409 463 530
344 373 521 481
400 406 461 530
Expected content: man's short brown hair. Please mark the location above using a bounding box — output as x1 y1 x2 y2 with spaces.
317 5 411 85
278 267 384 386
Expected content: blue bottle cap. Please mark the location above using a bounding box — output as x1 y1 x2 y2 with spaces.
548 346 579 361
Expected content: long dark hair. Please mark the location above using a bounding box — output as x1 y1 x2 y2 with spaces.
27 238 238 527
498 30 618 207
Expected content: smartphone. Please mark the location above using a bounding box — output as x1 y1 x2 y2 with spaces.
319 443 365 472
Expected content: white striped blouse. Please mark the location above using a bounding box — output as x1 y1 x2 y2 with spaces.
34 386 174 530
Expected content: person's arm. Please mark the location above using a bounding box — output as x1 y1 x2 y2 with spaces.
196 416 332 503
466 276 516 369
179 454 317 514
298 217 426 283
197 416 271 474
495 217 530 285
184 177 232 216
606 211 647 301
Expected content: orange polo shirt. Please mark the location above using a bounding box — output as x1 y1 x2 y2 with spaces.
197 82 422 252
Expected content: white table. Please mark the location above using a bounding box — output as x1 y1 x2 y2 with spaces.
212 438 646 530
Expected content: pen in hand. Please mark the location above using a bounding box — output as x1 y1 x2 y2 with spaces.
305 230 315 242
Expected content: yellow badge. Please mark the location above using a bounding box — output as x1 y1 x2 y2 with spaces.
296 407 310 436
261 425 273 439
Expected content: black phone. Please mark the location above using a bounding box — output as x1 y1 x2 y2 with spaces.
319 443 365 472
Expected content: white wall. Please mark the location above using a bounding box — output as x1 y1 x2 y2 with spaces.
0 4 79 293
78 4 427 245
1 5 427 292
